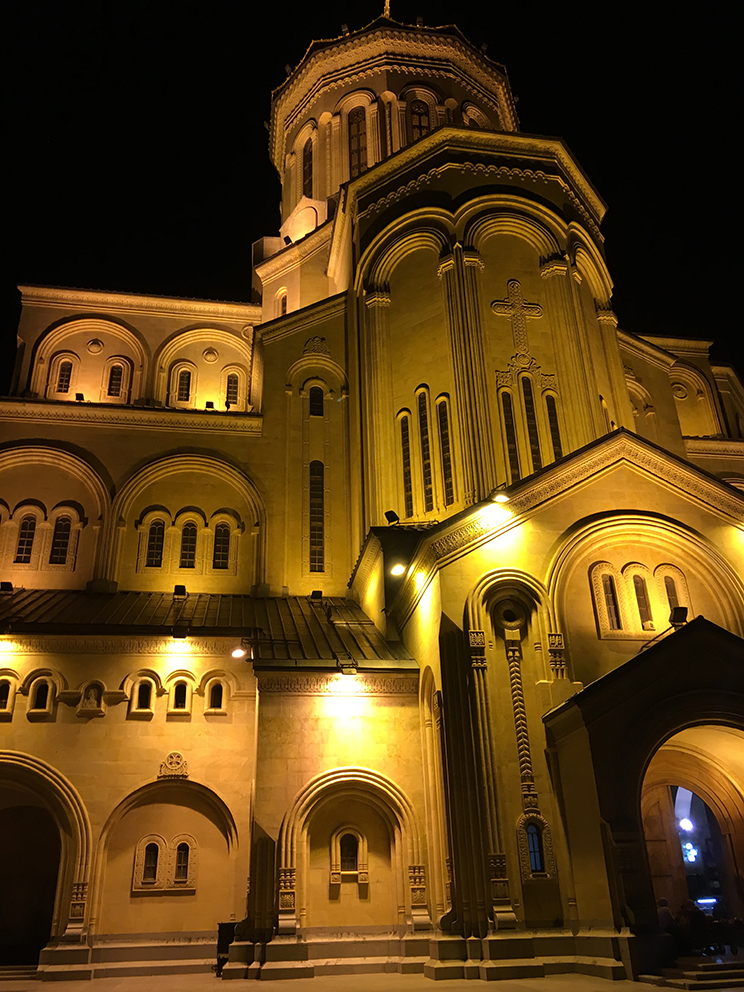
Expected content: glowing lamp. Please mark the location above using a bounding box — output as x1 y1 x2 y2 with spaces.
679 818 694 831
231 647 246 659
390 563 406 576
492 492 510 504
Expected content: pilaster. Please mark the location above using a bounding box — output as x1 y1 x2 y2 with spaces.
363 289 394 527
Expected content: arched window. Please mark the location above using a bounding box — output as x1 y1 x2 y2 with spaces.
280 294 288 316
57 361 73 393
665 575 679 610
309 460 324 573
146 520 165 568
501 392 521 482
225 373 239 407
212 524 230 570
400 414 413 519
209 682 223 709
418 392 434 512
302 137 313 198
309 386 324 417
137 681 152 710
526 823 544 872
174 843 190 882
633 575 652 626
177 369 191 402
15 516 36 563
340 833 359 872
602 574 622 630
32 681 49 710
0 680 10 709
143 843 159 882
409 100 431 142
173 682 187 709
521 378 542 472
48 516 72 565
107 364 124 397
545 395 563 460
348 106 367 178
179 523 197 568
437 400 454 506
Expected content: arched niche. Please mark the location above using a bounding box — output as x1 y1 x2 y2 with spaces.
153 328 253 410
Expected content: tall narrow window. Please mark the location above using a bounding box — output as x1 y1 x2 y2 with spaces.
177 369 191 402
418 392 434 512
302 137 313 198
545 395 563 460
212 524 230 570
664 575 679 610
137 681 152 710
57 361 72 393
209 682 223 709
179 523 197 568
340 834 359 872
48 516 72 565
32 682 49 710
602 574 622 630
173 682 187 709
175 843 190 881
280 294 288 316
143 843 159 882
437 401 454 506
309 386 324 417
521 378 542 472
600 395 612 433
0 680 10 709
633 575 652 626
348 106 367 178
400 415 414 518
526 824 544 872
146 520 165 568
107 365 123 397
225 373 239 407
409 100 430 142
501 392 521 482
309 460 324 572
15 516 36 563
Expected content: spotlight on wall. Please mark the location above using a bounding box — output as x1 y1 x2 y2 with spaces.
172 626 189 639
283 236 292 246
231 637 253 660
491 486 510 503
173 584 187 601
669 606 688 628
679 817 694 831
384 510 400 525
310 590 323 600
335 651 357 676
0 582 13 594
205 401 214 410
75 393 85 402
390 562 406 577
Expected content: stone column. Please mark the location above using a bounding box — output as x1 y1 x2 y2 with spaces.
363 290 394 527
438 245 497 505
505 633 539 812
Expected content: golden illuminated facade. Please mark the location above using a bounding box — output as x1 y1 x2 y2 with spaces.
1 14 744 984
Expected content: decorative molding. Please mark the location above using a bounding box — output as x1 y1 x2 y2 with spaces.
496 353 555 390
303 336 330 355
516 812 557 882
685 438 744 458
617 330 677 371
259 293 346 345
0 400 262 435
19 285 260 322
0 636 251 657
257 674 418 695
158 751 189 779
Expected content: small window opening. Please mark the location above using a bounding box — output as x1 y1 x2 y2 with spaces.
107 365 123 397
280 294 288 316
527 823 544 872
177 369 191 402
418 392 434 512
32 682 49 710
665 575 679 610
302 137 313 198
143 843 159 882
309 460 324 572
409 100 431 142
545 395 563 460
175 843 190 881
209 682 223 709
309 386 324 417
179 523 197 569
212 524 230 570
146 520 165 568
173 682 187 710
400 415 414 519
348 106 367 178
15 516 36 564
0 680 10 709
501 392 521 482
340 833 359 872
225 373 239 407
602 574 622 630
437 401 454 506
49 516 72 565
137 682 152 710
633 575 652 625
521 377 542 472
57 361 73 393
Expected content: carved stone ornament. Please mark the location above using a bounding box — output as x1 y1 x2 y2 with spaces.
258 674 418 695
303 336 330 355
202 347 219 363
496 353 556 391
86 339 104 354
158 751 189 779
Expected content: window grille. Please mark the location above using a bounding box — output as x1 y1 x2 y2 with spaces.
309 386 324 417
665 575 679 610
400 415 414 518
437 401 454 506
179 523 197 568
57 361 72 393
107 365 123 397
521 378 542 472
340 834 358 871
177 369 191 402
545 395 563 460
209 682 223 709
225 373 239 406
212 524 230 570
501 392 521 482
302 138 313 198
633 575 652 625
175 843 189 881
173 682 187 709
143 843 158 882
418 392 434 512
348 106 367 178
309 460 324 572
49 516 71 565
409 100 430 141
146 520 165 568
15 516 36 563
527 824 544 872
602 574 622 630
137 682 152 710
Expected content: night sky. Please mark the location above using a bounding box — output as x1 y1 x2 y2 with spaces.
3 2 740 390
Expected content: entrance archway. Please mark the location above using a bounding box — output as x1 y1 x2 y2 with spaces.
642 726 744 920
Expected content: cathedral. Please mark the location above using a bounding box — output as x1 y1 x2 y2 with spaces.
1 12 744 985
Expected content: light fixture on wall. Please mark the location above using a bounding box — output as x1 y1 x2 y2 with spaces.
384 510 400 525
310 590 323 600
0 582 13 594
491 485 510 503
205 401 215 410
75 393 85 402
231 637 253 660
335 650 357 676
390 562 406 577
173 584 187 601
669 606 688 628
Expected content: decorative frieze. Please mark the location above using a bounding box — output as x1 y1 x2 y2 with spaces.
257 674 418 695
547 632 567 679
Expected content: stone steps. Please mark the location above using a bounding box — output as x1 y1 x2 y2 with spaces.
0 965 39 981
37 936 218 981
638 955 744 990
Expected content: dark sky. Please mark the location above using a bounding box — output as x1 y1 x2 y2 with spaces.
3 2 740 384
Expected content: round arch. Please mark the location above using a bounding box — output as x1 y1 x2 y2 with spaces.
356 211 455 292
152 328 252 407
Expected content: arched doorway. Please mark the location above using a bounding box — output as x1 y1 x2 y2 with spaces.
0 796 61 965
642 726 744 920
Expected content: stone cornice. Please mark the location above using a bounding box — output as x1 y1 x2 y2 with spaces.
639 334 713 358
259 293 347 345
684 437 744 458
617 330 677 372
19 285 261 324
256 673 418 695
0 400 263 435
254 222 332 283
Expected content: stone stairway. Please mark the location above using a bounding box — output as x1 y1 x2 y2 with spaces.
0 965 38 981
37 935 217 980
638 953 744 990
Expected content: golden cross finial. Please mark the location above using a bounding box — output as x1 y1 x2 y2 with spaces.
383 0 391 16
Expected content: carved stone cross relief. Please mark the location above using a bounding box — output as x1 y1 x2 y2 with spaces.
491 279 543 355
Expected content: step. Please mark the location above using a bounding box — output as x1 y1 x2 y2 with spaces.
0 965 38 981
91 958 215 979
638 973 744 990
90 939 215 963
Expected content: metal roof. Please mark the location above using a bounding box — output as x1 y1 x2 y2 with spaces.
0 590 412 666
